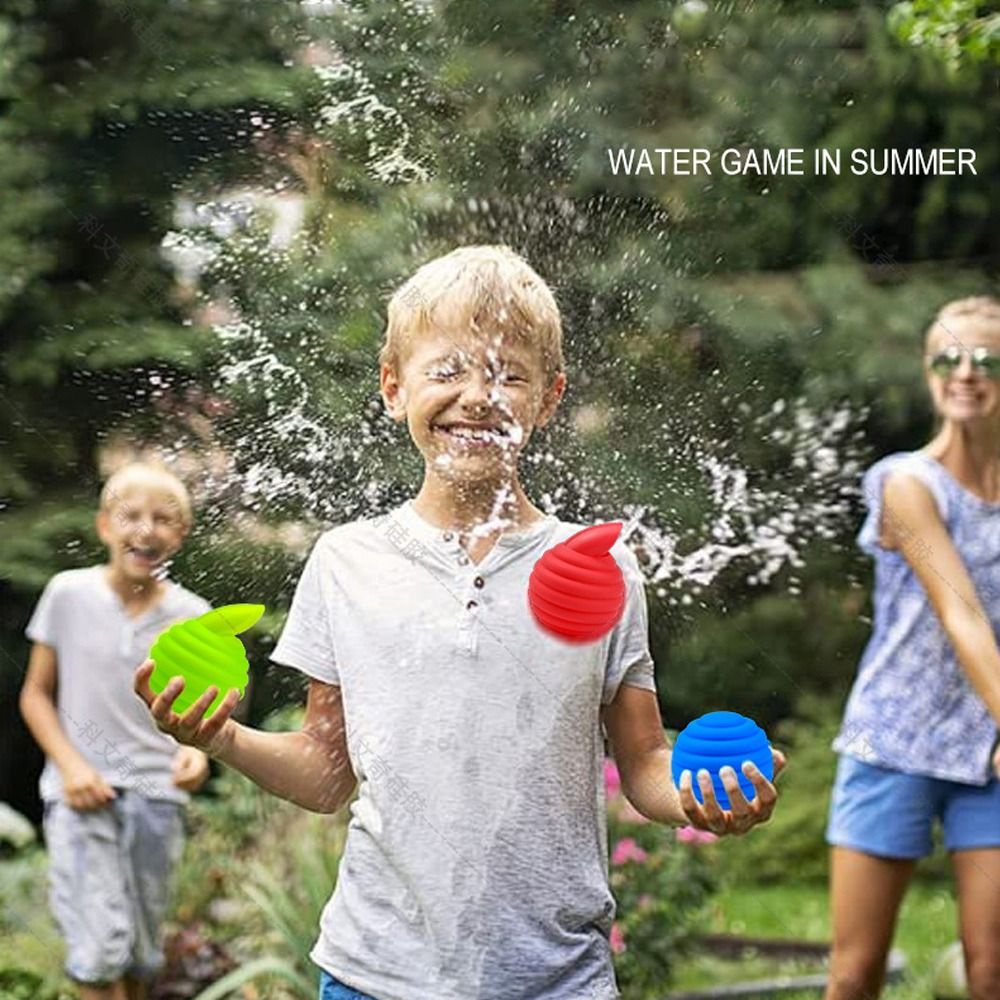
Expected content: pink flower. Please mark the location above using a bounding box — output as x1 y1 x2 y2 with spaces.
609 922 627 955
603 758 621 798
675 825 718 845
611 837 648 866
637 893 654 912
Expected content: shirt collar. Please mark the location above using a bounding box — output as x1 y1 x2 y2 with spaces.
393 499 558 554
94 564 188 625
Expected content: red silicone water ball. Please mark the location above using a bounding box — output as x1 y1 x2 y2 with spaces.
528 522 626 643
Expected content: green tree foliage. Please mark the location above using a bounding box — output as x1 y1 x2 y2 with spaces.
0 0 311 816
889 0 1000 68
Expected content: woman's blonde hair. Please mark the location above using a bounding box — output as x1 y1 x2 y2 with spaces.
924 295 1000 348
379 245 564 382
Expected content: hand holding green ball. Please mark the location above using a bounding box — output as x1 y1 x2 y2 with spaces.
149 604 264 718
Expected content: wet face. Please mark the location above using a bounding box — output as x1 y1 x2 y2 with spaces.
925 318 1000 425
381 328 565 484
97 487 189 583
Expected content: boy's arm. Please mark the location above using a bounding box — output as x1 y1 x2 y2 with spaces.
134 662 356 814
20 641 120 811
19 642 89 774
601 685 687 827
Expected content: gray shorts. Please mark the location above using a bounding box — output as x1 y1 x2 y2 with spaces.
42 788 185 984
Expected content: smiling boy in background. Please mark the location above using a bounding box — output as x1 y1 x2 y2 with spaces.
135 246 785 1000
20 462 212 1000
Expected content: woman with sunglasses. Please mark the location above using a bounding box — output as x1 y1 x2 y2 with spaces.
823 296 1000 1000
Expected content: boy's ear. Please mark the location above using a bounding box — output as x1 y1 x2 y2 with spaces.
95 510 111 545
535 372 566 429
379 362 407 421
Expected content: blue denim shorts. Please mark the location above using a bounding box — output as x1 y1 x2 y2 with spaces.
319 969 378 1000
825 754 1000 859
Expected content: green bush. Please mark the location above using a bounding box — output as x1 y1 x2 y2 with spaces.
604 759 717 999
172 703 311 926
0 848 72 1000
168 702 348 998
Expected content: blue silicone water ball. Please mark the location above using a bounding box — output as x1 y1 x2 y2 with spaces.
671 711 773 809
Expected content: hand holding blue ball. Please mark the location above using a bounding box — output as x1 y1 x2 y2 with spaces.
671 711 774 810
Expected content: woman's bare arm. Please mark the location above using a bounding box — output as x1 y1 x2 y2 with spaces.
134 662 356 814
882 471 1000 725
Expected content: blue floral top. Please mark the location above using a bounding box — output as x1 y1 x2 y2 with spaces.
832 451 1000 785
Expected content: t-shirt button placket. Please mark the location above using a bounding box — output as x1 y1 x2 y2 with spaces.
442 531 471 567
465 576 484 610
462 575 485 653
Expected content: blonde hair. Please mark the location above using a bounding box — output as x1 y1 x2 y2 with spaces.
379 245 565 382
99 461 193 528
925 295 1000 348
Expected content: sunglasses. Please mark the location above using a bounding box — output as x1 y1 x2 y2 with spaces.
926 345 1000 380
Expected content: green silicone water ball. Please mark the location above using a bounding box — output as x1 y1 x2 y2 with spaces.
149 604 264 718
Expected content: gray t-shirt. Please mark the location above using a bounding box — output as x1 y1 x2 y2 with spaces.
271 500 657 1000
25 565 211 804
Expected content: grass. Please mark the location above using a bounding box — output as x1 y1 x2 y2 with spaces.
668 877 960 999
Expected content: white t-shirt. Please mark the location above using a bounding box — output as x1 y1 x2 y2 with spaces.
271 500 657 1000
25 566 211 804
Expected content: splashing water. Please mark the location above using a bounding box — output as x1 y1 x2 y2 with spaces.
213 315 399 523
152 48 866 611
315 61 429 184
196 298 866 611
620 396 864 605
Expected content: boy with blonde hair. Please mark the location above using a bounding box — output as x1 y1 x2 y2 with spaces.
20 461 212 1000
135 245 785 1000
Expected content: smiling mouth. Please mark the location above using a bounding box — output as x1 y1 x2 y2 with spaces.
126 545 162 565
432 424 514 448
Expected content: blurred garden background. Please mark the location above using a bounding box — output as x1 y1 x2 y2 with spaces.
1 0 998 997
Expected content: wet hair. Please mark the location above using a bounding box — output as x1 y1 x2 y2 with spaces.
379 245 564 383
924 295 1000 349
99 461 193 528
